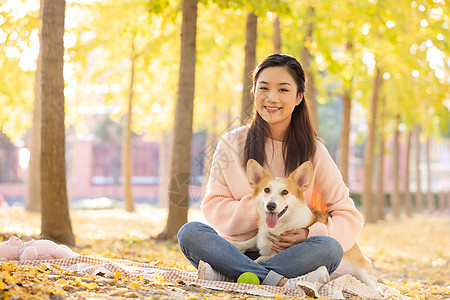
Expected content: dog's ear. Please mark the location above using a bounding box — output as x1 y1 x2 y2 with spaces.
289 161 312 190
247 159 267 188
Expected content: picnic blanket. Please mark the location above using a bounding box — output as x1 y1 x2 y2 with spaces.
14 255 400 299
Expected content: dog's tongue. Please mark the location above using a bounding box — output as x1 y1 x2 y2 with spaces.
266 213 278 228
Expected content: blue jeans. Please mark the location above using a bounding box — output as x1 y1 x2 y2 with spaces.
178 222 343 286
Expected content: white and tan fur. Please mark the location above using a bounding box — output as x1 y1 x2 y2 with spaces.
231 159 379 293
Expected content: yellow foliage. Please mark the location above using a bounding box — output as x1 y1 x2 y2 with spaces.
50 264 62 270
124 291 139 297
128 280 142 289
46 286 67 296
274 293 285 300
154 273 165 282
36 264 49 272
0 207 449 299
55 278 67 285
0 279 6 290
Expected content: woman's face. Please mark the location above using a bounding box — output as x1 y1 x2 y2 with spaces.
254 66 302 134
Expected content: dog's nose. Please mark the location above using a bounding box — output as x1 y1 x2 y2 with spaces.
267 202 277 212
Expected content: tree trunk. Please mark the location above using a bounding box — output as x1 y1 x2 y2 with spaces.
362 67 382 223
272 16 281 54
339 40 353 185
375 96 385 220
425 138 434 214
404 129 413 217
122 41 137 213
26 0 44 213
438 191 446 215
158 131 171 207
391 114 401 219
40 0 75 246
240 12 257 124
339 86 351 185
413 124 423 213
376 131 385 220
157 0 198 241
300 6 318 133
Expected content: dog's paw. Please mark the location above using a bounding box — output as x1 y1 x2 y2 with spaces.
254 255 272 263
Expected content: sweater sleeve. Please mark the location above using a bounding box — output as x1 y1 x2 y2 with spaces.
306 142 364 252
201 130 259 241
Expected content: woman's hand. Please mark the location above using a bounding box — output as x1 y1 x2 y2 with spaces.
268 228 309 253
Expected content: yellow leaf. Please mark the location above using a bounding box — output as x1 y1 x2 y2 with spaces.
51 264 62 270
135 275 143 280
275 293 285 300
0 271 13 281
75 278 84 286
37 264 49 272
55 278 68 285
154 273 165 282
47 287 67 296
85 282 99 290
0 264 14 272
128 281 141 289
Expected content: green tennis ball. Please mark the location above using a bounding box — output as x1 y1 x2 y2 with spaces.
237 272 260 285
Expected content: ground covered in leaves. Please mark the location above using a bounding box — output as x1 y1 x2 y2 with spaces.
0 205 449 299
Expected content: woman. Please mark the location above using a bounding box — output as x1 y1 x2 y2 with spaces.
178 54 363 288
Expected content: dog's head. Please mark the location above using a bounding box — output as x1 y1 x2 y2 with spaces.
246 159 313 228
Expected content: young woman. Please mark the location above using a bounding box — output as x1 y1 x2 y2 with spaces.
178 54 364 288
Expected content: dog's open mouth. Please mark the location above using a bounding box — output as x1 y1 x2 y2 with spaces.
266 206 288 228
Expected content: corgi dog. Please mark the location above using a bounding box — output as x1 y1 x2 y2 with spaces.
231 159 379 293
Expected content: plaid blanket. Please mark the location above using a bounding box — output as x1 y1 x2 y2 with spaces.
14 255 400 299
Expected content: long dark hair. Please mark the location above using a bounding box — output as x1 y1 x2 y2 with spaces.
244 54 318 175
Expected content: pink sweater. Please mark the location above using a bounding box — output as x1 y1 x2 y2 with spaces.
202 126 363 252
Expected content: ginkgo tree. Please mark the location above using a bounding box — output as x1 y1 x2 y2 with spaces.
311 0 372 184
0 2 39 140
378 0 449 218
1 0 448 229
66 0 181 213
0 1 44 213
357 0 449 220
158 0 198 240
276 0 449 221
39 0 75 245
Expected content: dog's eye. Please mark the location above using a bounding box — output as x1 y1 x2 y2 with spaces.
281 190 288 196
264 187 270 193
